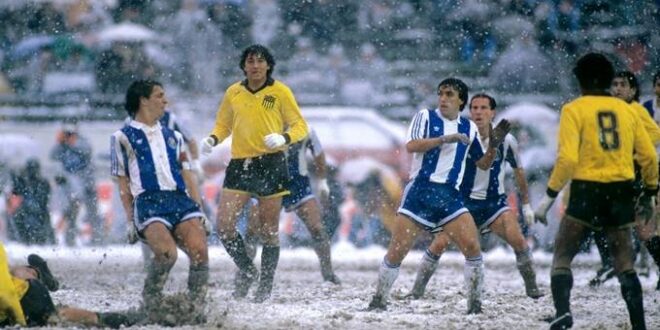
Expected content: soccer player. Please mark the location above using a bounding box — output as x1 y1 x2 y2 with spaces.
535 53 658 330
642 71 660 120
367 78 509 314
243 128 339 284
609 71 660 290
111 80 210 322
404 93 542 300
200 44 308 302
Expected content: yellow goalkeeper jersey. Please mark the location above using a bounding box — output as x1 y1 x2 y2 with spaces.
548 95 658 192
0 243 26 326
631 101 660 145
210 78 308 159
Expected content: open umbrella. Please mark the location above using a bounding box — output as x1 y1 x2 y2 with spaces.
9 35 55 60
97 22 157 43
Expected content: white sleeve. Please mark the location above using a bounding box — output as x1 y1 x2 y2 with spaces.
110 131 127 177
307 129 324 157
406 110 429 142
504 134 522 168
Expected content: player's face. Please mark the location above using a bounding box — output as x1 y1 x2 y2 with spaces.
469 97 494 129
610 77 635 103
244 53 270 83
145 85 168 117
437 85 463 119
655 79 660 97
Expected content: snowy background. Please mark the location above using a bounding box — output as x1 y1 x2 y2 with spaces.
6 242 660 329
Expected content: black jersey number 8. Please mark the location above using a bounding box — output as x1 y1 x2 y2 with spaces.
597 111 619 150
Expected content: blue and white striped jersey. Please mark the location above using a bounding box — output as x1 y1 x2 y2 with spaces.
406 108 483 190
461 133 521 200
286 128 324 177
110 120 191 198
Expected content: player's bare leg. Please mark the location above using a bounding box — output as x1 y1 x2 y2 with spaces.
253 195 283 303
368 214 422 310
442 212 484 314
217 190 258 298
296 199 340 284
174 218 209 322
606 227 646 330
489 210 543 298
142 223 178 321
548 216 589 329
406 232 451 299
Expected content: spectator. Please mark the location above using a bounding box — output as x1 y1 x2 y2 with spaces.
50 119 103 246
10 159 54 245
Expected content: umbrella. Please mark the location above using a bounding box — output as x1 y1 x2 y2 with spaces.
97 22 157 43
10 35 55 60
0 134 41 169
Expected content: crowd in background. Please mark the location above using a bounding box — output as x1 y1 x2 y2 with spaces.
0 0 658 114
0 0 659 248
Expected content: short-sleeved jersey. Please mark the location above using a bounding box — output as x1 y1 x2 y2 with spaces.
461 133 521 200
286 128 323 178
406 108 483 190
110 120 191 198
642 97 657 120
548 95 658 192
210 78 308 159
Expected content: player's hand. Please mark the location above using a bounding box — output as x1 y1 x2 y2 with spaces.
264 133 286 149
126 223 139 244
522 203 535 226
199 214 213 236
318 178 330 200
636 189 657 224
533 194 555 226
489 119 511 149
440 133 470 145
200 136 216 156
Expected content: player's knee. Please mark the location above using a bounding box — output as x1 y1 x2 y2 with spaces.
153 248 178 266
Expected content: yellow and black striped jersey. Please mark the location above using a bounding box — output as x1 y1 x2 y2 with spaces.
210 78 308 159
548 95 658 192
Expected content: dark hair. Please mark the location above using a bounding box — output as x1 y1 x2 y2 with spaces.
613 71 640 102
239 44 276 78
125 80 162 118
438 78 469 111
573 53 614 92
654 71 660 85
470 93 496 110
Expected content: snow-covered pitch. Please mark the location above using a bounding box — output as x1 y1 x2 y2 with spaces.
6 242 659 329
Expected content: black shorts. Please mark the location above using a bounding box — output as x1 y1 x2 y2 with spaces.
223 151 290 198
565 180 635 230
21 279 57 326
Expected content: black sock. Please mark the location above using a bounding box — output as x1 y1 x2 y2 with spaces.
644 236 660 269
257 245 280 295
618 271 646 330
550 273 573 317
221 235 256 272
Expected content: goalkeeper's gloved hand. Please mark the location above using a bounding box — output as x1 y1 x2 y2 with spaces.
200 136 217 156
534 192 557 226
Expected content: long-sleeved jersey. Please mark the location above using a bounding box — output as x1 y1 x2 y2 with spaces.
548 95 658 192
209 78 308 159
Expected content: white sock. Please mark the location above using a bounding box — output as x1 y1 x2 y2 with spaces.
464 255 484 307
375 259 400 300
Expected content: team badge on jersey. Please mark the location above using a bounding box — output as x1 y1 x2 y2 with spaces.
262 95 276 110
